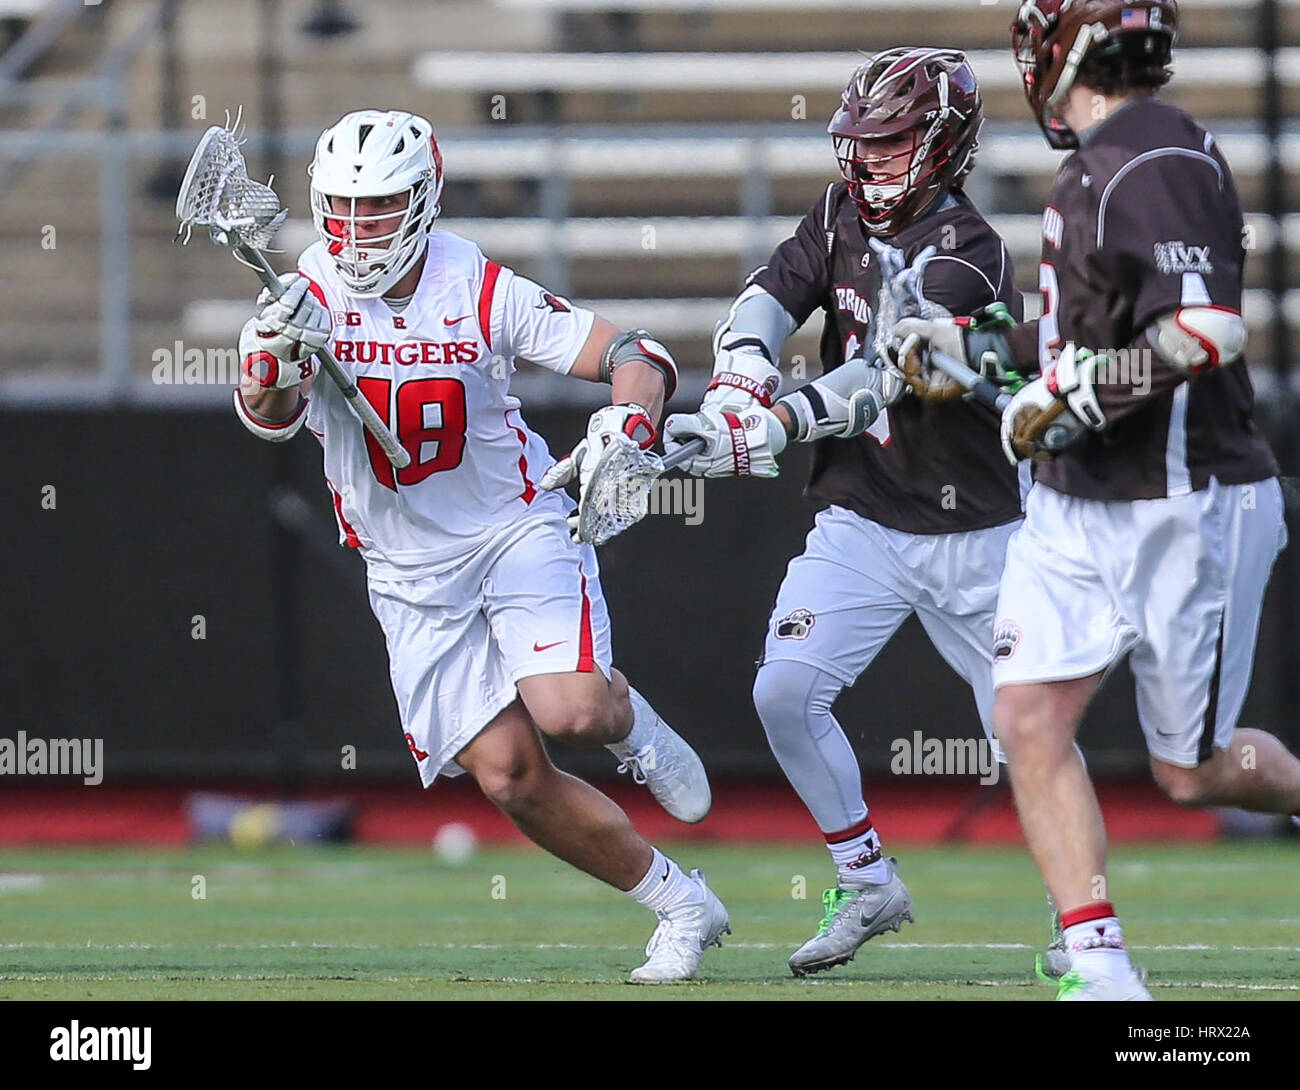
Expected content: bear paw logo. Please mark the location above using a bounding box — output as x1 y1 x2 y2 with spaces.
993 620 1022 661
775 608 816 640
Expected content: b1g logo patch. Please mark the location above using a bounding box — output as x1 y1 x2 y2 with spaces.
775 608 816 641
993 621 1022 661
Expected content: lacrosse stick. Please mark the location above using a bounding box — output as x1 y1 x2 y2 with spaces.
573 436 705 546
175 117 411 469
874 241 1067 455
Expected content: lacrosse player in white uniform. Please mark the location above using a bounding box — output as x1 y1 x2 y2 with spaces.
234 109 727 983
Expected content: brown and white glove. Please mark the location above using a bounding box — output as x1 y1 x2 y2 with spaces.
702 336 782 415
1000 343 1105 463
891 303 1021 402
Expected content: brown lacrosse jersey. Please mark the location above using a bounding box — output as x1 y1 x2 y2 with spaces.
754 184 1024 535
1006 96 1277 499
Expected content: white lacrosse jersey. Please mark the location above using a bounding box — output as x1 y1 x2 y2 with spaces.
296 229 594 577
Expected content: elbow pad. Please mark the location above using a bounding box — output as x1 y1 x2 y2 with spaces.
777 355 895 442
599 329 679 401
234 388 308 442
1147 307 1246 375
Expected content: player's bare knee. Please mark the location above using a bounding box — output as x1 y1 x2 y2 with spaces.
474 755 550 813
993 685 1077 757
1150 759 1217 807
535 699 615 746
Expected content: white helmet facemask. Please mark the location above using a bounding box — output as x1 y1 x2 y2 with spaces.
308 110 444 298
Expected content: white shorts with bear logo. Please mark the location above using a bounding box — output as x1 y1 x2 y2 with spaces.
759 504 1021 747
992 477 1286 767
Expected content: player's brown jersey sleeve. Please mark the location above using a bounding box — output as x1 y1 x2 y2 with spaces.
1005 319 1040 372
1088 143 1245 422
751 186 836 327
915 234 1020 321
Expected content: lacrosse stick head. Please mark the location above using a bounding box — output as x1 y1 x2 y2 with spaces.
575 435 667 546
176 119 288 251
871 239 908 360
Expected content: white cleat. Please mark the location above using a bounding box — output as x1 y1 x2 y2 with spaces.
1055 966 1152 1001
1040 940 1072 980
629 869 730 984
1039 903 1070 979
615 692 712 823
788 859 914 977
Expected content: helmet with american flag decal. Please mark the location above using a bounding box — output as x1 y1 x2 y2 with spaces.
1012 0 1178 150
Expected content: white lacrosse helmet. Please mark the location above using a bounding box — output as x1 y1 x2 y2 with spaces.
308 109 444 298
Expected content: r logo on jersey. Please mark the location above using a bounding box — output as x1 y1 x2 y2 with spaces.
536 291 571 314
775 608 816 641
404 733 429 761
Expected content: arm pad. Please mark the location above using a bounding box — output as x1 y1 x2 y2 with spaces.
1147 306 1246 375
599 329 679 400
777 354 888 442
234 388 308 442
712 283 797 362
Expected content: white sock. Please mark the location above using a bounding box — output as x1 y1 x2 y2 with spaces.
606 686 658 760
627 847 696 914
827 823 891 888
1064 915 1134 979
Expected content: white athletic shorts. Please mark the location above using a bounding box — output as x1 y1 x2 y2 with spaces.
760 504 1021 749
993 477 1287 767
366 514 614 786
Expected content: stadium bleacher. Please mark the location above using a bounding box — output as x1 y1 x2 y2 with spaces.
0 0 1294 389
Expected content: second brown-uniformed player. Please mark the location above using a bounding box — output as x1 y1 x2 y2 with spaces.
894 0 1300 1000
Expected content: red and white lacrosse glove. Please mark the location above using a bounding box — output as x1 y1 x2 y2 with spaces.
662 405 786 478
239 317 317 391
539 404 658 534
241 273 331 388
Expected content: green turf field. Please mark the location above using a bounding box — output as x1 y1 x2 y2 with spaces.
0 842 1294 1000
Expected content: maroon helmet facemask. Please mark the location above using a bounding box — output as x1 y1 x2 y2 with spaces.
828 47 984 237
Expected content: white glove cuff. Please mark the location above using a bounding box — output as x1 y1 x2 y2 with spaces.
234 388 308 442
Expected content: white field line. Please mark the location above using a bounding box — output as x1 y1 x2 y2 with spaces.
3 940 1299 954
0 973 1293 992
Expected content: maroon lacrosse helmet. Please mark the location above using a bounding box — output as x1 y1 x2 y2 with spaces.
827 47 984 237
1012 0 1178 150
